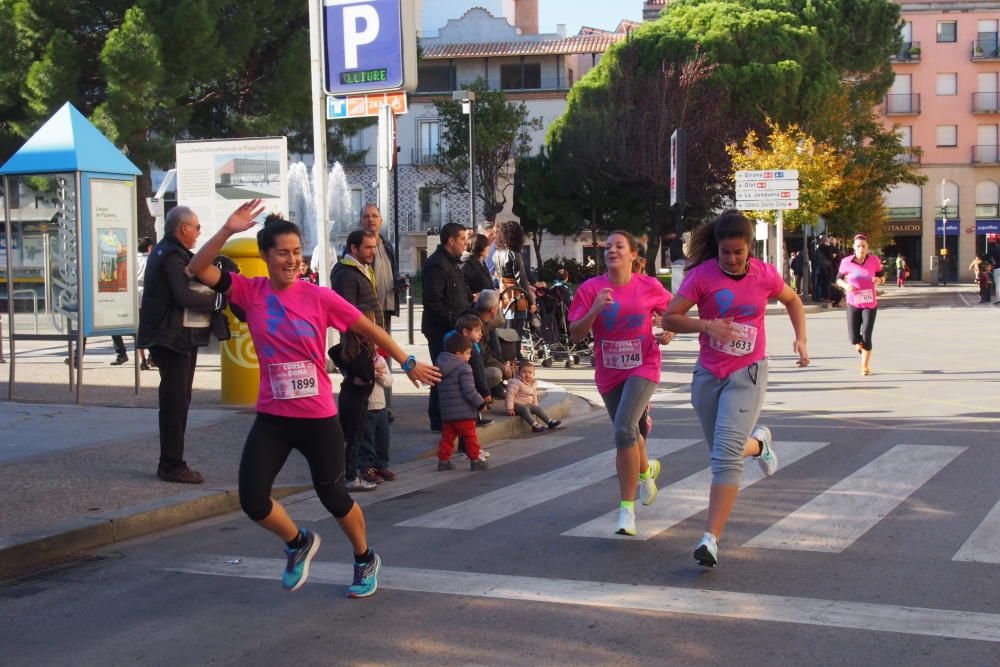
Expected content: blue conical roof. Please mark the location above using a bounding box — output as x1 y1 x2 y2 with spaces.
0 102 141 176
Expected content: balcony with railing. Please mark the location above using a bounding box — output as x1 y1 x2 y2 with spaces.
884 93 921 115
402 211 452 232
891 41 922 62
973 36 1000 60
973 144 1000 164
410 147 440 166
973 92 1000 113
895 148 921 165
415 76 572 95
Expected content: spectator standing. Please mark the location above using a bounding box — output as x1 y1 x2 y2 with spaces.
329 308 379 492
978 262 993 303
358 204 400 332
435 335 488 471
506 360 560 432
789 250 804 294
137 206 216 484
461 233 494 297
330 230 379 320
359 353 395 483
422 223 472 431
479 220 498 279
493 221 536 316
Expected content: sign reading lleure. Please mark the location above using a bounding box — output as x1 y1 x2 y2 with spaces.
321 0 417 95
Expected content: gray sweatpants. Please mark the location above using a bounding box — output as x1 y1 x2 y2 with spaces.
513 403 551 426
691 359 768 486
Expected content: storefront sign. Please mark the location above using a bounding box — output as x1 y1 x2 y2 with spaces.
975 219 1000 234
934 220 960 236
886 206 921 220
884 220 922 236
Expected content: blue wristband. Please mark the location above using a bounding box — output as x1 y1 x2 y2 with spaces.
401 355 416 372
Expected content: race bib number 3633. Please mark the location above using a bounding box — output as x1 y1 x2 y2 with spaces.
268 361 318 399
709 322 758 357
602 339 642 369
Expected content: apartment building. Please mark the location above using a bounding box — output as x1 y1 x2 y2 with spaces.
883 0 1000 281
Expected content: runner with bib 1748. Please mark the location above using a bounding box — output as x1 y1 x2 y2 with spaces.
187 201 440 598
568 230 674 537
835 234 885 376
662 211 809 568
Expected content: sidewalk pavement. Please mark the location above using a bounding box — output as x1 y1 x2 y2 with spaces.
0 282 971 577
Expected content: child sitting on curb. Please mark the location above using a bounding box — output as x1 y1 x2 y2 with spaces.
506 360 561 433
435 335 489 471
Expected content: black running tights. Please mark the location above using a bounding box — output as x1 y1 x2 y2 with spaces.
846 305 877 351
239 413 355 521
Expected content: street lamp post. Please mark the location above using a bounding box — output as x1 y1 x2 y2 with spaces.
941 178 949 286
453 90 476 227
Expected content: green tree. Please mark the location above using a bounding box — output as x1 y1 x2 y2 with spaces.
432 78 542 222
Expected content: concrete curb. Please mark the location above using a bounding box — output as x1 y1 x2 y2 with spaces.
0 484 310 578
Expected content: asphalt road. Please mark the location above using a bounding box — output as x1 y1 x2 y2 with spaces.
3 300 999 666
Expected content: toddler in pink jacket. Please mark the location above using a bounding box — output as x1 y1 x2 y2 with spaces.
505 361 561 433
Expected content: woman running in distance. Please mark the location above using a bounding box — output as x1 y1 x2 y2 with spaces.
835 234 885 376
662 211 808 568
568 230 673 537
187 200 439 597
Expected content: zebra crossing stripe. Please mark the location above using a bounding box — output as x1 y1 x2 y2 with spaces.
167 556 1000 643
289 436 585 522
746 445 965 553
953 498 1000 564
563 441 830 540
396 439 699 530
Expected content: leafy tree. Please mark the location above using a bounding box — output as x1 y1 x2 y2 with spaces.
432 78 542 222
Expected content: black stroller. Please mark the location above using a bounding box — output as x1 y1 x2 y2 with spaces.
498 284 554 366
535 283 594 367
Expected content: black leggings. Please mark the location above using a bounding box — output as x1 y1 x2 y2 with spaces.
238 412 355 521
847 305 877 351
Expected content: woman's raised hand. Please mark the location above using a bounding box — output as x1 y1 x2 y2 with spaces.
224 199 266 233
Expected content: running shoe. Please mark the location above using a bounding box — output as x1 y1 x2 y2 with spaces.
693 532 718 568
282 529 321 591
346 477 377 492
546 419 561 429
347 551 382 598
639 459 661 506
614 506 636 536
752 426 777 476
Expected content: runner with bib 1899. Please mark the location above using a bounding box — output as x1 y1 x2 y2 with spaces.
662 211 809 568
568 230 674 537
187 201 440 597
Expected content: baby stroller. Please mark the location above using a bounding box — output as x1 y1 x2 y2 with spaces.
498 284 553 366
535 283 594 367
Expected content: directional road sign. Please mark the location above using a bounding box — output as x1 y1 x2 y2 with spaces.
327 91 407 119
322 0 418 95
735 169 799 181
739 200 800 210
735 179 800 191
735 190 798 202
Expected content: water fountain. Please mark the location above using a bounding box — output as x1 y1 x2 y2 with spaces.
287 162 316 252
327 162 352 247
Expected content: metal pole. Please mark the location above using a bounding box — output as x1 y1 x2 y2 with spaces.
407 284 414 345
802 223 811 300
468 101 475 227
393 147 400 275
776 208 785 282
4 175 16 399
75 172 83 404
308 0 330 288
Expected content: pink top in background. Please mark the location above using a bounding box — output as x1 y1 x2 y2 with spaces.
227 273 361 418
837 254 882 309
678 258 785 380
568 273 672 394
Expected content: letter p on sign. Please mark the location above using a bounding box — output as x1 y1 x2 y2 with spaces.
342 5 379 69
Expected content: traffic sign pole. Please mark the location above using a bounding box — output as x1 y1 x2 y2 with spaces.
309 0 330 288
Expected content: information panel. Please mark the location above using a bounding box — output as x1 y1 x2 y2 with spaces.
86 177 138 332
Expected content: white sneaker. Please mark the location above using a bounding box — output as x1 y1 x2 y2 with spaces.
614 506 636 536
638 459 661 506
693 532 718 567
346 477 377 492
752 426 778 476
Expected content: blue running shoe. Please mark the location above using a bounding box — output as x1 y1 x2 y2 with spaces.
282 529 321 592
347 551 382 598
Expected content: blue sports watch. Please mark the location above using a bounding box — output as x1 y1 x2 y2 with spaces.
401 355 417 372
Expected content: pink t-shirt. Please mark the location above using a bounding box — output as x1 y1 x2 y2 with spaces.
568 273 672 394
227 273 361 418
838 254 882 309
678 258 785 380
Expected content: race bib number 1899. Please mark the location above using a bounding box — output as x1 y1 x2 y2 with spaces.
269 361 318 399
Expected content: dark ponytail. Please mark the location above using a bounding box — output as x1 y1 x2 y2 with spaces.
256 213 301 253
685 210 755 269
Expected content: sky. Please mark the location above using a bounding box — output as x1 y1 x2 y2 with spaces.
538 1 642 35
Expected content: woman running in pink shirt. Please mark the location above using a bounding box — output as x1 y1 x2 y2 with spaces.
663 211 808 568
188 201 439 597
835 234 885 376
568 230 673 537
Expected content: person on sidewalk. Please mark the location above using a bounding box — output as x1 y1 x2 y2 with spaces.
136 236 153 369
506 360 560 432
359 352 395 484
422 223 472 431
188 203 439 597
330 229 379 322
329 308 379 492
138 206 217 484
462 290 507 397
435 334 488 471
663 210 809 568
445 314 495 428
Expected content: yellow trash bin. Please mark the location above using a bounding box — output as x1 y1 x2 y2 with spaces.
220 238 266 405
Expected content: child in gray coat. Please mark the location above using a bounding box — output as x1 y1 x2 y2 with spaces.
435 335 488 471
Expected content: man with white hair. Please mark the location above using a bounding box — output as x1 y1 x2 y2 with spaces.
463 289 507 392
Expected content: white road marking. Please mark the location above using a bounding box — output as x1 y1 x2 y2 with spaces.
397 439 699 530
289 436 584 522
746 445 965 553
563 441 829 540
954 498 1000 564
168 556 1000 643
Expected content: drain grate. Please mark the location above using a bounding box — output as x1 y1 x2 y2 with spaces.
0 553 113 591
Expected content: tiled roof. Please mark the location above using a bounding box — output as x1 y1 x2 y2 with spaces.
645 0 668 6
421 33 626 59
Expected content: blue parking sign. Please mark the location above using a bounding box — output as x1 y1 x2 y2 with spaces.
323 0 415 95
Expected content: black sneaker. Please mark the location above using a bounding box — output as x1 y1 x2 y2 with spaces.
470 459 489 471
157 466 204 484
476 417 494 427
282 529 321 591
547 419 561 429
437 460 455 471
110 354 128 366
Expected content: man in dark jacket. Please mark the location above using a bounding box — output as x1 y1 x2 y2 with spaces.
331 229 379 317
138 206 216 484
358 204 401 332
422 222 471 430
